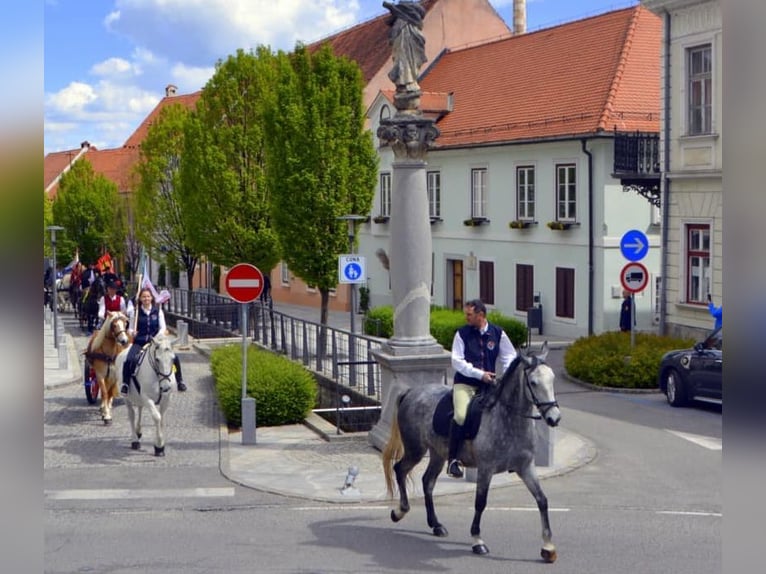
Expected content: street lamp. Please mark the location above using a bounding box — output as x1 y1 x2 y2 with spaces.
47 226 65 349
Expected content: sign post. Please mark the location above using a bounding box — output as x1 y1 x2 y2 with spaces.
225 263 265 445
619 230 650 349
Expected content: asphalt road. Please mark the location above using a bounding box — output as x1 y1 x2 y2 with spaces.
44 314 721 573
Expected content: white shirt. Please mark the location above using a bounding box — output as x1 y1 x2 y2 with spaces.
97 294 133 320
127 304 166 337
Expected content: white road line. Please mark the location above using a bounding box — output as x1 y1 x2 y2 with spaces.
656 511 722 517
666 430 722 450
45 487 235 500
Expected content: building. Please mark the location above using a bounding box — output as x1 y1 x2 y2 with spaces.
359 6 663 339
642 0 722 339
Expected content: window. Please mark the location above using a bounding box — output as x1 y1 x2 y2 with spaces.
471 168 488 218
555 164 576 221
687 45 712 135
280 262 290 285
479 261 494 305
380 172 392 217
555 267 575 319
427 171 441 218
686 224 710 303
516 264 534 311
516 166 535 220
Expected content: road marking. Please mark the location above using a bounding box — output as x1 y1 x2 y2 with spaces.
656 511 722 517
666 430 722 450
45 487 235 500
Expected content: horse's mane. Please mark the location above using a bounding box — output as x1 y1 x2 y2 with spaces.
89 312 124 352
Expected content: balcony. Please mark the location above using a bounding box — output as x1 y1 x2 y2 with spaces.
612 131 661 207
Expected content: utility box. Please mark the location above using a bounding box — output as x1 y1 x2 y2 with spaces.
527 306 543 335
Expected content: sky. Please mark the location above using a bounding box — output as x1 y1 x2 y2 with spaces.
44 0 639 156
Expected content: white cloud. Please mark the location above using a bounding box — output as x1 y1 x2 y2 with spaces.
47 82 98 113
171 62 214 93
90 57 136 77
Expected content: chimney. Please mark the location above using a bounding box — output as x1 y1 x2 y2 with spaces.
513 0 526 35
80 141 90 149
165 84 178 97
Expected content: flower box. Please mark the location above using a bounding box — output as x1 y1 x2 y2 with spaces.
509 220 536 229
547 221 579 231
463 217 489 227
372 215 390 224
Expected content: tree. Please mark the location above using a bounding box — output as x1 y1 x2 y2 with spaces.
51 159 124 266
262 44 378 326
181 48 281 273
43 192 53 259
134 102 200 291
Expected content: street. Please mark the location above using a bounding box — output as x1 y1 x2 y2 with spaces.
44 314 721 573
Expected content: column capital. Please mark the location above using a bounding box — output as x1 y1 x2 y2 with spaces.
377 114 440 161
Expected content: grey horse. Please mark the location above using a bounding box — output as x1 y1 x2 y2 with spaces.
382 342 561 560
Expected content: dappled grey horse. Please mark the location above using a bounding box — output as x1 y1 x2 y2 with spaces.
382 342 561 560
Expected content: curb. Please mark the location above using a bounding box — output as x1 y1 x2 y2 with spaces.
44 334 83 390
561 371 662 394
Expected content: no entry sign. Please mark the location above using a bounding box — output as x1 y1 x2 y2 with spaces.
225 263 264 303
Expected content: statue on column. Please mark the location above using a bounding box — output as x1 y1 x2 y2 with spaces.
383 1 427 112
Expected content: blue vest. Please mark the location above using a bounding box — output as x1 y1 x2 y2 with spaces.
453 323 504 387
134 306 160 345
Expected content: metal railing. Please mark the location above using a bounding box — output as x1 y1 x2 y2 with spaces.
164 288 385 404
613 131 660 176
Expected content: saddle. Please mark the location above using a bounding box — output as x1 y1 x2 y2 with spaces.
124 344 150 387
432 389 490 440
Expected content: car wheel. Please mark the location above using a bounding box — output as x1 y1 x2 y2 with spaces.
663 368 687 407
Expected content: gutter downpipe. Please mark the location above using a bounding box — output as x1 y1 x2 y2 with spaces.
581 138 594 335
659 9 671 336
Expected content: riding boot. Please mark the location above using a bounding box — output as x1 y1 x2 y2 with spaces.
447 420 465 478
174 356 187 391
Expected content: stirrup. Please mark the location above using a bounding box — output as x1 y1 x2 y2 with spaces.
447 459 464 478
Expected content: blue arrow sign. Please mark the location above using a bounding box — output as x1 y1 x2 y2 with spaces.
620 229 649 262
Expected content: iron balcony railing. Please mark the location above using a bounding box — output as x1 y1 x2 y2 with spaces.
613 131 660 176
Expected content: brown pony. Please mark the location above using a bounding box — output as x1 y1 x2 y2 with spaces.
83 312 130 424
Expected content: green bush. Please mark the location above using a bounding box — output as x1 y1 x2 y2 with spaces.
564 331 695 389
363 305 528 349
211 344 318 427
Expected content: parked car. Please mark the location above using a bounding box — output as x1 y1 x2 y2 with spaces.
658 327 722 407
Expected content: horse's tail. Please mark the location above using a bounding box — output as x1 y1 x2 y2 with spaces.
382 391 410 498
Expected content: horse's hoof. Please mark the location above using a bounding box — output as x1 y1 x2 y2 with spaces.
131 441 140 450
137 432 142 439
472 544 490 555
154 446 165 457
541 548 557 563
103 418 112 426
390 509 402 523
432 525 448 537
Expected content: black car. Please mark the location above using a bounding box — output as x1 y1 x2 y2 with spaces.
658 327 722 407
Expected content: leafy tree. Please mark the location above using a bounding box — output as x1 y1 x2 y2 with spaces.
43 192 53 259
51 159 124 266
262 44 378 326
134 102 200 290
181 48 280 273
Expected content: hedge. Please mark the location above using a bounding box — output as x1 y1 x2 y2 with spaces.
363 305 528 349
210 344 317 427
564 331 695 389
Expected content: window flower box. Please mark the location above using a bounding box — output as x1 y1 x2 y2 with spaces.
463 216 489 227
509 220 536 229
372 214 390 224
547 221 579 231
429 216 443 225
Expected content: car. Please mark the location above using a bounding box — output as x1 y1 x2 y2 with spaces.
658 327 722 407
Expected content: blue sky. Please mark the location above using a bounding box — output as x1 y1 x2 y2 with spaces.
44 0 638 155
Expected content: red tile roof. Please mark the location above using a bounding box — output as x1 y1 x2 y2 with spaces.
418 6 661 148
122 91 200 149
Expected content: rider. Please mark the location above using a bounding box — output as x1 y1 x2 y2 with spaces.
121 287 186 395
97 278 131 329
447 299 517 478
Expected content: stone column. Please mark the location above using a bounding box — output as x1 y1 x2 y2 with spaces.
368 113 451 450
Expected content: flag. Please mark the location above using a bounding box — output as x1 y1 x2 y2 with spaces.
139 254 171 305
63 250 80 274
97 252 113 272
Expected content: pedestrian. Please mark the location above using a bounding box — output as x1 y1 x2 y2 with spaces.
707 294 722 330
97 279 131 329
447 299 517 478
121 287 186 395
619 290 633 332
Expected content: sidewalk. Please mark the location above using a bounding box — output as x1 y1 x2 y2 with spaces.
43 311 82 390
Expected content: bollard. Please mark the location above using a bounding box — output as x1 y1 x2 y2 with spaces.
534 419 555 467
177 320 189 349
44 307 52 324
241 396 256 445
58 337 68 369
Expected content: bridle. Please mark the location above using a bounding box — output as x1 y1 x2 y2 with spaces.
493 355 558 419
148 342 175 384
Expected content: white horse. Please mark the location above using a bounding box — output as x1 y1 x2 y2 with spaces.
56 272 72 312
114 334 177 456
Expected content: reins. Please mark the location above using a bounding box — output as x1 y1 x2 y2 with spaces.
490 355 558 419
